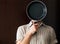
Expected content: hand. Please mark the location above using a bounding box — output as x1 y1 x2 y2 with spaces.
28 21 39 35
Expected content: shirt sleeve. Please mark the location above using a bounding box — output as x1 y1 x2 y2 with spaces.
16 26 24 42
49 26 58 44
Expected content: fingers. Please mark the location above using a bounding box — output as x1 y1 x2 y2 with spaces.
32 21 39 29
32 21 38 25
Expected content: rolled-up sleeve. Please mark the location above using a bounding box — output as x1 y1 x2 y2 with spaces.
50 27 58 44
16 26 24 42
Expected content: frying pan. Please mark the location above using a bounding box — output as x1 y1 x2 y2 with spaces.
26 1 47 21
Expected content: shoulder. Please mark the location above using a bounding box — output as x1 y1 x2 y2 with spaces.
45 25 54 30
43 24 55 32
42 24 56 36
18 24 27 29
17 24 28 33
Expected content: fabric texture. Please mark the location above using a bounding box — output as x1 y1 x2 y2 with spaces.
16 21 58 44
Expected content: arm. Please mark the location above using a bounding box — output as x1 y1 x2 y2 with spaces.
49 26 58 44
16 31 32 44
20 31 32 44
16 22 39 44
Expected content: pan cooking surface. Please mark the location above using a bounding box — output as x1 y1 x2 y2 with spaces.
27 1 47 20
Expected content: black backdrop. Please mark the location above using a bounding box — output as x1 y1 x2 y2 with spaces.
0 0 60 44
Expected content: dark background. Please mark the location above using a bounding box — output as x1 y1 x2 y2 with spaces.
0 0 60 44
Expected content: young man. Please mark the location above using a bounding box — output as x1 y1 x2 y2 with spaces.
16 20 58 44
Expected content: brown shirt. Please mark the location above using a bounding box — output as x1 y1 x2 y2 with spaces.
16 21 58 44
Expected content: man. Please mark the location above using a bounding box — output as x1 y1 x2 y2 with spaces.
16 20 58 44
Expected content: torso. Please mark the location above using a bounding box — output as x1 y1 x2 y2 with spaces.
23 23 51 44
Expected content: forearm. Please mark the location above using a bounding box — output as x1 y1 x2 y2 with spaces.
16 21 39 44
20 32 32 44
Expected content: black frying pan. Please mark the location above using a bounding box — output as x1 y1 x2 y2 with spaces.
26 1 47 21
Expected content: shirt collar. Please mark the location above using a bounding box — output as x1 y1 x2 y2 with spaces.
28 21 43 27
28 21 32 27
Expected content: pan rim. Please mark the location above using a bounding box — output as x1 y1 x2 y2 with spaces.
26 1 47 21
